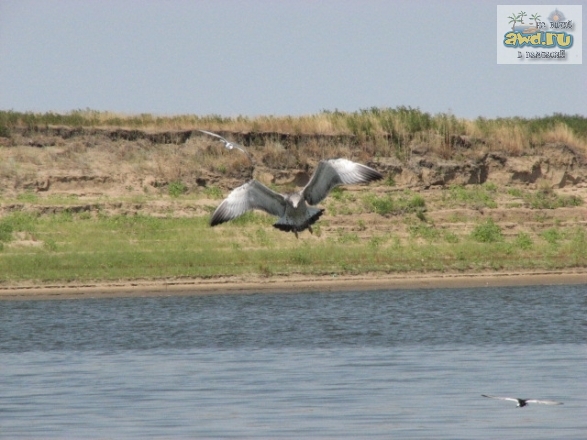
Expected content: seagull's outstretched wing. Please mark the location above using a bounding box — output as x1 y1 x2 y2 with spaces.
481 395 520 403
211 180 285 226
199 130 230 144
303 159 382 205
198 130 254 164
526 399 563 405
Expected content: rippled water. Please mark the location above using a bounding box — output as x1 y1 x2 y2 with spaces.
1 285 586 438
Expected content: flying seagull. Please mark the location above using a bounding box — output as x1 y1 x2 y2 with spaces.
198 130 254 165
481 395 563 407
210 158 383 237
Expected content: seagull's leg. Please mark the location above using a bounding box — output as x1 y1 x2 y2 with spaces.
308 225 314 235
294 230 299 239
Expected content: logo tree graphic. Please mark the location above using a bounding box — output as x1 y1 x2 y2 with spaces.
508 13 519 31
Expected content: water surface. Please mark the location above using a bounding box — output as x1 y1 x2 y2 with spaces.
1 284 585 438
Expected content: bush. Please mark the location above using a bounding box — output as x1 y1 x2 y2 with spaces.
444 231 460 243
526 188 583 209
364 192 426 217
541 228 563 245
0 124 10 138
0 220 14 242
447 184 497 209
409 223 439 241
44 238 58 252
514 232 533 250
365 194 395 216
384 174 396 186
168 181 187 197
203 186 224 199
471 219 502 243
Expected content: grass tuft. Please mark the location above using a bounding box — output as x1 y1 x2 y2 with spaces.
168 181 187 197
471 219 503 243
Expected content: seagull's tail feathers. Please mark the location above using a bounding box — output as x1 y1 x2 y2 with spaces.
273 208 324 233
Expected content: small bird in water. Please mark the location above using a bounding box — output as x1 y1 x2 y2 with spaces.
481 394 563 407
210 158 383 237
198 130 255 165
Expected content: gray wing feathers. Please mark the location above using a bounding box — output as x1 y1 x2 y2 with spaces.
210 181 285 226
303 159 382 205
481 395 518 402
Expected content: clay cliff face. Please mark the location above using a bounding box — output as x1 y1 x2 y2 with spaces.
1 127 585 197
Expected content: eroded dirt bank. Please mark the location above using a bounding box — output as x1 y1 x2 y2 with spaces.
2 126 586 223
2 126 586 196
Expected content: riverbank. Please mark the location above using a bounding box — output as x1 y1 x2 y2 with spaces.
2 112 587 297
2 269 587 300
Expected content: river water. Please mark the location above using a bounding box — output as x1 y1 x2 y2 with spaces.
1 284 585 438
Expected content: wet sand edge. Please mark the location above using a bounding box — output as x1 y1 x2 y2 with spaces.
2 270 587 300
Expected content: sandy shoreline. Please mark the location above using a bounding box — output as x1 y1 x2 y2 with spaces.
1 269 587 300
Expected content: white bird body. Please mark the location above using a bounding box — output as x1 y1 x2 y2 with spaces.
482 394 563 407
210 158 382 237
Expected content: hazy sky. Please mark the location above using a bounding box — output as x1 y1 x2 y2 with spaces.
1 0 585 119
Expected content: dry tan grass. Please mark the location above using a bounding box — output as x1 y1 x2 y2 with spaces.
540 123 587 153
2 109 586 174
490 125 529 156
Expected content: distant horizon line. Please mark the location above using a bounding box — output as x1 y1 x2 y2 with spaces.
1 107 586 121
